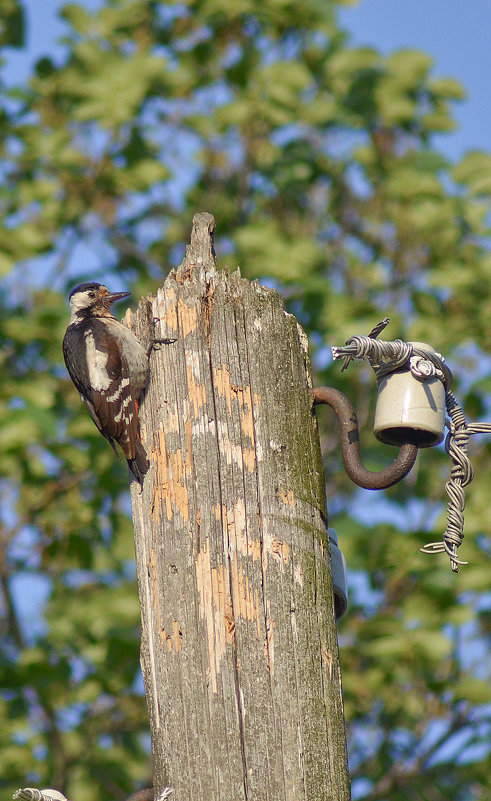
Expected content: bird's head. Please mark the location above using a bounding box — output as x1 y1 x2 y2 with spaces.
68 282 130 322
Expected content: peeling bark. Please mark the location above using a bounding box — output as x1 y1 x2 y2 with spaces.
129 212 350 801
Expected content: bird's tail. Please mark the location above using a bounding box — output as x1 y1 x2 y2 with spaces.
127 438 149 485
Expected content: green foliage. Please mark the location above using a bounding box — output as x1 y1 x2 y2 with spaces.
0 1 489 800
0 0 25 49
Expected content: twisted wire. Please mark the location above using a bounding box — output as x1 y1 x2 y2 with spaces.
421 391 491 571
332 321 491 571
13 792 67 801
13 790 174 801
335 336 412 375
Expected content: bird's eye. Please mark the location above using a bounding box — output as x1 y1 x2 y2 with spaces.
88 292 96 298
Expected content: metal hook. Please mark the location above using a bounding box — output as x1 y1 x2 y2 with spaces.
312 387 418 490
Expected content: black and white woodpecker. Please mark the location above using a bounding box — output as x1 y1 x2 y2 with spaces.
62 282 150 483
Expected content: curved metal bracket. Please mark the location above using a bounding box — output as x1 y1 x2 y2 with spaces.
312 387 418 490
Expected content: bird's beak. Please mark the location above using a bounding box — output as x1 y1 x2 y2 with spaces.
106 291 131 304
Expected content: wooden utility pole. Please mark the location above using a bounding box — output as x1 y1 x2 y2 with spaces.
129 213 350 801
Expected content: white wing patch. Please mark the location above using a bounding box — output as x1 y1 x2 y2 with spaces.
113 391 133 424
84 329 112 391
106 377 130 403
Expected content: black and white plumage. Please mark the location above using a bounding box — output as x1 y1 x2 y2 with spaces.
63 281 150 483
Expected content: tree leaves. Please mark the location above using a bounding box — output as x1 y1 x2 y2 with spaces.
452 150 491 196
0 1 490 799
0 0 25 49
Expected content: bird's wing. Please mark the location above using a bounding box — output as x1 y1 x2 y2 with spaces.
63 320 140 460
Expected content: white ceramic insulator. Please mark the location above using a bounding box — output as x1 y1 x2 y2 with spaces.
374 342 445 448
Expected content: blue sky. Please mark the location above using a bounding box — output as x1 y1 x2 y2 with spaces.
338 0 491 160
4 0 491 164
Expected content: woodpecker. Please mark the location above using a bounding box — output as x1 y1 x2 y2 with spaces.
63 281 150 484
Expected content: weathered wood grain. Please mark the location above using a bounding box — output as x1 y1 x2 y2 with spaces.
129 212 350 801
